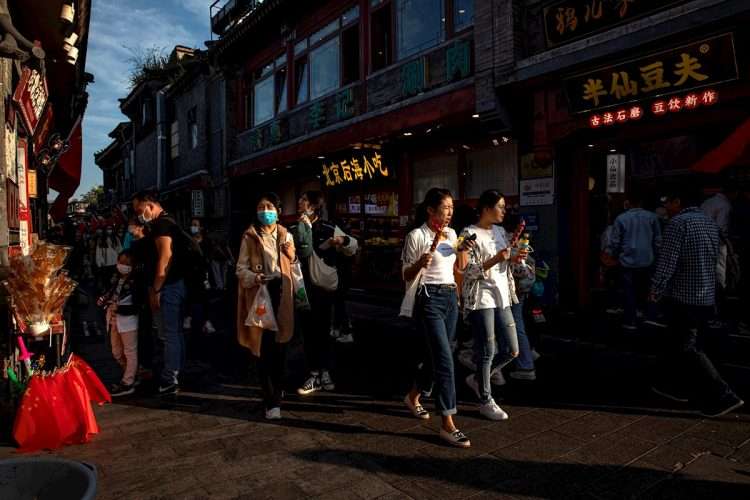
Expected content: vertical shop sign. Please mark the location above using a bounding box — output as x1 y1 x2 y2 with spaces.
191 190 205 218
17 139 31 254
13 67 48 135
606 154 626 193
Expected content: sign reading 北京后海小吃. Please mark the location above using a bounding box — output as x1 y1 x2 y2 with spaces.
563 33 738 113
321 151 390 187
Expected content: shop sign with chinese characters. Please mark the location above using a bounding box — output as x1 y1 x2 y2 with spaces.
588 88 719 128
564 33 737 113
606 154 626 194
12 67 48 135
322 151 390 187
544 0 683 47
191 190 205 218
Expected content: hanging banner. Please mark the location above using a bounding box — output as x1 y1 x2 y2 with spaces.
13 67 49 135
27 169 37 199
17 138 32 255
563 33 738 113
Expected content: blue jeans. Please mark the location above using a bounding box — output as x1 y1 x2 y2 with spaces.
622 267 650 326
415 285 459 416
470 306 518 404
155 279 186 385
511 298 535 371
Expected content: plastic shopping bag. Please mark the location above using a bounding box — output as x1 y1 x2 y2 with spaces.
291 261 310 310
245 285 279 331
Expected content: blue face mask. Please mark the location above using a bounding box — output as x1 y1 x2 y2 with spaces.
257 210 278 226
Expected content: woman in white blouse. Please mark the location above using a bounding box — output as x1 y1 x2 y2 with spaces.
460 190 519 421
401 188 474 448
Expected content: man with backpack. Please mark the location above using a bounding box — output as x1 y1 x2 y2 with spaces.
132 190 193 395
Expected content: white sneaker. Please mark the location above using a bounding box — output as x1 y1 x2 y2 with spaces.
265 407 281 420
458 349 476 371
490 369 506 386
329 328 341 339
183 317 192 330
336 333 354 344
320 370 335 391
465 374 481 400
203 321 216 334
479 398 509 421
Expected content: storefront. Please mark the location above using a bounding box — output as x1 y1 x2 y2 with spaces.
517 26 750 310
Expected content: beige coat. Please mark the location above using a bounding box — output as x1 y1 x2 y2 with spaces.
236 224 295 356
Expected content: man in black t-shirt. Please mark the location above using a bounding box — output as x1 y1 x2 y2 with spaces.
132 190 187 395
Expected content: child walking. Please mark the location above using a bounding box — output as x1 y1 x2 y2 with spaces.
98 250 141 396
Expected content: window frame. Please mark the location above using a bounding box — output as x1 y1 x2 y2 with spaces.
292 3 362 108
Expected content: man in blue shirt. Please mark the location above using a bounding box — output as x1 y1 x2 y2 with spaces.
607 189 661 330
649 185 743 418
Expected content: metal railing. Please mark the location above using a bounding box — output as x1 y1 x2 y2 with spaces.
210 0 265 36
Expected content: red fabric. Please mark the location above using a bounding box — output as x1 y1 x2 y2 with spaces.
13 354 111 452
49 121 83 223
691 118 750 173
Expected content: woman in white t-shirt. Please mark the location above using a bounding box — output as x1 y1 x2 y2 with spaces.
401 188 474 448
460 190 519 421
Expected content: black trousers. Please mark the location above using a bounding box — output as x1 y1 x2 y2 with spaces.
253 278 287 409
303 279 335 372
658 300 734 406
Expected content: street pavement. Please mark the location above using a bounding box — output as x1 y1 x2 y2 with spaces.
2 300 750 499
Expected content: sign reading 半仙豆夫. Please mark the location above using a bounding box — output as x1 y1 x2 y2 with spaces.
563 33 738 113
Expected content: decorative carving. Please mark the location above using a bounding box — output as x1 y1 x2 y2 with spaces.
0 0 45 62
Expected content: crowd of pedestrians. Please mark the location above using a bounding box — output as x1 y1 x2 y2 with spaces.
51 179 745 450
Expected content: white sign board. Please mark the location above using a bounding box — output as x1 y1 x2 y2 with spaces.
606 154 626 194
520 177 554 206
191 190 205 218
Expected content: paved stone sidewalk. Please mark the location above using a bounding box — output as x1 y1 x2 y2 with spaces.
2 374 750 499
2 300 750 499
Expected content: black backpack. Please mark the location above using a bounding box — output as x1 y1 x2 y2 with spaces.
161 216 207 288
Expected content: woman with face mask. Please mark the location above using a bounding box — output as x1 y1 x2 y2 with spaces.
97 250 143 396
236 192 296 420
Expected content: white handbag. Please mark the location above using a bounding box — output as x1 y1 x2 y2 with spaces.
309 252 338 292
399 269 423 318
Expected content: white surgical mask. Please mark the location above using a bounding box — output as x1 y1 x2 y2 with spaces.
117 264 132 274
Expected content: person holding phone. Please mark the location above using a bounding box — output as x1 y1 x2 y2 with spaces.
236 192 296 420
460 190 519 421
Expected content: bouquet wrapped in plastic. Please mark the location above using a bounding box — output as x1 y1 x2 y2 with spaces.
2 242 77 335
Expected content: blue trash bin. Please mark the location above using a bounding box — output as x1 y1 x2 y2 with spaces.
0 457 96 500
